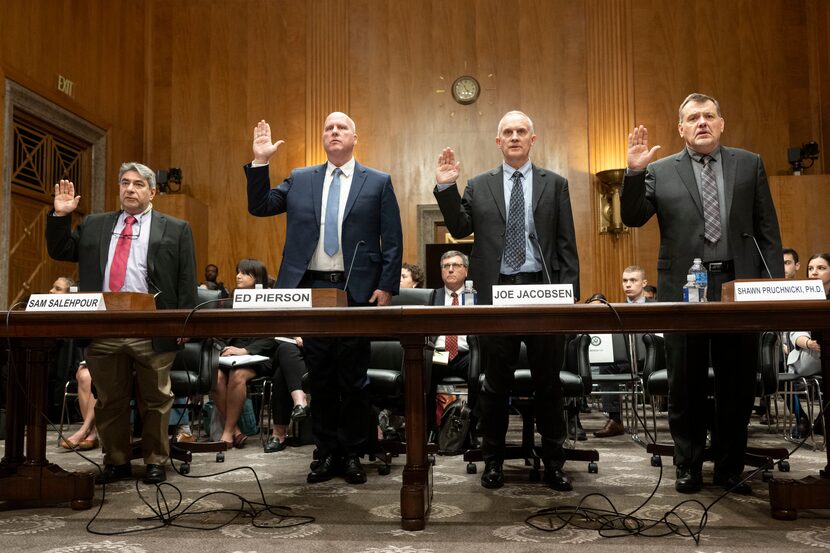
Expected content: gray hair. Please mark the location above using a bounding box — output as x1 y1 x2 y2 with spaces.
440 250 469 267
497 110 535 135
118 162 156 189
678 93 722 123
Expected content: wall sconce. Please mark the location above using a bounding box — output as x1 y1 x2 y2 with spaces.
595 168 627 235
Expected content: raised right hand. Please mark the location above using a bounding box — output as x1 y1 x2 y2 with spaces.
627 125 661 171
435 147 460 185
252 120 285 164
53 179 81 216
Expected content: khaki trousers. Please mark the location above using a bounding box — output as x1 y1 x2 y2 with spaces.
85 338 176 465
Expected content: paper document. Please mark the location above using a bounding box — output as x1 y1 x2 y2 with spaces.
432 350 449 366
218 354 270 367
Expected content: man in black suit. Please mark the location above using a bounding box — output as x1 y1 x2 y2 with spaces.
621 93 783 494
434 110 580 491
46 162 198 484
245 113 403 484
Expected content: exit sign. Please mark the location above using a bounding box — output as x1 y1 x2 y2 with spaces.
57 75 74 97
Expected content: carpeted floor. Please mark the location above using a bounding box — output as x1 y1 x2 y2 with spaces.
2 406 829 553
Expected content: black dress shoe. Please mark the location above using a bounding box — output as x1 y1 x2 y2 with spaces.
290 405 309 421
307 454 338 483
96 463 133 484
264 436 287 453
545 468 573 491
481 459 504 489
568 416 587 441
143 464 166 484
343 456 367 484
713 474 752 495
675 467 702 493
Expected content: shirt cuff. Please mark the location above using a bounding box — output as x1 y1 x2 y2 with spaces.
251 161 269 167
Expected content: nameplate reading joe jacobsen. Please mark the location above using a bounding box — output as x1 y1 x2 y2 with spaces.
733 280 825 302
26 293 106 311
492 284 575 306
233 288 313 309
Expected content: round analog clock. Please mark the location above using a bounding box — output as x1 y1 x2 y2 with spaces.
451 75 480 105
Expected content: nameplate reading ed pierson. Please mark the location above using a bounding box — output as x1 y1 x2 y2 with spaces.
233 288 313 309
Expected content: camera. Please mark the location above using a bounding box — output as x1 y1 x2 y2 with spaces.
787 141 819 175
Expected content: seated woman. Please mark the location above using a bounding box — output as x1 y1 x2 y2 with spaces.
400 262 425 289
787 252 830 435
213 258 277 448
264 338 310 453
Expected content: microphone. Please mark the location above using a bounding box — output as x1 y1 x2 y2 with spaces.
343 240 366 292
528 233 552 284
742 233 773 279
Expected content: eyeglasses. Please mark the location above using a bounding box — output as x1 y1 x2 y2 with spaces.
441 262 465 270
112 216 142 240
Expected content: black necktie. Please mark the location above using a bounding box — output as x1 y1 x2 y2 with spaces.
504 171 526 270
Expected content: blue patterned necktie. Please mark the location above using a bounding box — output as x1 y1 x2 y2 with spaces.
324 168 342 256
700 156 721 243
504 170 526 270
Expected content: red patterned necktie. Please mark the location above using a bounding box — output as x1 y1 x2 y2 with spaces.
445 292 459 360
108 215 137 292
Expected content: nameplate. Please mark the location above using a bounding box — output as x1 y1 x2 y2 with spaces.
26 293 106 311
588 334 614 364
723 279 825 302
233 288 313 309
492 284 575 305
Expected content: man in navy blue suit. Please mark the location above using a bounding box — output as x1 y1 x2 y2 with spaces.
244 112 403 484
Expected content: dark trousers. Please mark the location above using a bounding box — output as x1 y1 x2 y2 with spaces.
271 342 308 426
299 275 371 458
477 334 567 468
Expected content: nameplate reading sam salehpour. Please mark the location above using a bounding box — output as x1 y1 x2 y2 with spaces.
233 288 313 309
492 284 575 306
26 293 106 311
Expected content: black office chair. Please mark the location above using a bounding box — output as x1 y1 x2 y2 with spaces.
641 332 790 478
463 334 599 478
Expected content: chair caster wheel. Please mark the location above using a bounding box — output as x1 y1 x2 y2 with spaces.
529 469 541 481
216 451 225 463
762 470 773 482
378 464 391 476
588 462 598 474
650 454 662 467
466 462 477 474
429 455 436 466
778 460 790 472
180 462 190 475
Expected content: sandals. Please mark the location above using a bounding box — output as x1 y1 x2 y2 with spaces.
232 433 248 449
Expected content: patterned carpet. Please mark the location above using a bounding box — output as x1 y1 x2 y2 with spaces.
2 407 829 553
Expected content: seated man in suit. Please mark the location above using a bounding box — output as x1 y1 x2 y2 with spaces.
427 250 473 439
594 266 651 438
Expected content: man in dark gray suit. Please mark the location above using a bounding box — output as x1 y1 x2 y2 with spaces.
621 93 783 494
47 162 198 485
434 110 580 492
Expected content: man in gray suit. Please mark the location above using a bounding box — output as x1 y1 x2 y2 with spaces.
621 93 783 494
434 110 580 492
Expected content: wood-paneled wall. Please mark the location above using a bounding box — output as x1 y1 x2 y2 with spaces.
4 1 829 302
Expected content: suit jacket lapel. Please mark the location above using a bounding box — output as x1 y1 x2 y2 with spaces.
673 149 703 217
720 146 736 220
486 167 506 222
344 161 368 219
312 163 326 224
531 164 547 214
100 212 120 275
147 211 166 277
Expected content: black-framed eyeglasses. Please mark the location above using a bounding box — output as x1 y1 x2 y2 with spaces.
441 262 465 270
112 216 142 240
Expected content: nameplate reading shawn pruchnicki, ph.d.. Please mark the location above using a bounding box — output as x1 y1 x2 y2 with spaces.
726 279 825 302
492 284 575 306
233 288 313 309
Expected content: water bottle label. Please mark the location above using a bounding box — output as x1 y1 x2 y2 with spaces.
694 273 708 287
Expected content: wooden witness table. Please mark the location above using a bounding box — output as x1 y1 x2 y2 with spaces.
2 301 829 528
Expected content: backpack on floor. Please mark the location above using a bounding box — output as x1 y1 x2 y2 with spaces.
437 398 471 455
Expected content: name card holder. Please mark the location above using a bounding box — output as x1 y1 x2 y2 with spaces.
233 288 347 309
25 291 155 312
721 279 826 302
492 283 575 306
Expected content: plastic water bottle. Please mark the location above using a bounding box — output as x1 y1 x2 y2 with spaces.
682 274 701 303
462 280 477 305
688 257 708 302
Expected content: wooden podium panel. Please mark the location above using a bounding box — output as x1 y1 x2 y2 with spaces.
769 175 830 263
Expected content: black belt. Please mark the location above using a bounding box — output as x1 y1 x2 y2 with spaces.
498 271 544 285
702 260 734 273
304 270 345 283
